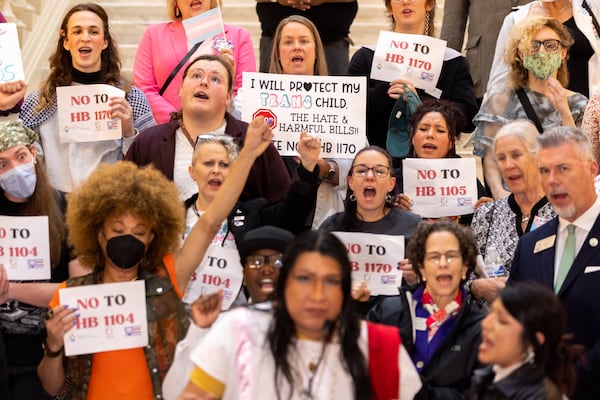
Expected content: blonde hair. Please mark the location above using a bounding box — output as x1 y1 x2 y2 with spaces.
167 0 219 21
269 15 328 76
506 16 573 89
384 0 436 36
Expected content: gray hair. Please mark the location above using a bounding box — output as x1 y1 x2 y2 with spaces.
494 119 540 155
537 126 594 161
192 135 239 165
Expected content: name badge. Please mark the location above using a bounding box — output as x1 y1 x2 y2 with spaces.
534 234 556 253
415 317 427 331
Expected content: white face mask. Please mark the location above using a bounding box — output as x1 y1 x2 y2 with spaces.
0 160 37 200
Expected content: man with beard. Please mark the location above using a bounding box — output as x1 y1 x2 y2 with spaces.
509 126 600 400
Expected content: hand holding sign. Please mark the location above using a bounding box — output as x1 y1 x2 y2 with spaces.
108 96 134 137
0 80 26 111
44 304 78 356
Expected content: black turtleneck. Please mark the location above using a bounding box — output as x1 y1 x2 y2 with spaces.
71 68 104 84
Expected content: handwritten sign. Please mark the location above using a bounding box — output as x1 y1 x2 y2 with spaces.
58 280 147 356
241 72 366 158
57 84 125 143
0 216 50 280
0 23 25 82
402 158 477 218
370 31 446 91
332 231 404 296
182 245 243 311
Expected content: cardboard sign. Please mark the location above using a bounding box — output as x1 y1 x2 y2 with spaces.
402 158 478 218
182 245 243 311
332 231 404 296
59 281 148 356
0 23 25 82
57 84 125 143
241 72 367 158
0 216 50 280
370 31 446 91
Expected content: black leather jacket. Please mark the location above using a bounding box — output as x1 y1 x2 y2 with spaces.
466 363 562 400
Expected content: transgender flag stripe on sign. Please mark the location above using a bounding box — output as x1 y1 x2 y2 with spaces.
182 7 224 48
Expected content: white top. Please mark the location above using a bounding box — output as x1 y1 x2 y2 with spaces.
311 158 351 229
188 307 422 400
37 112 137 192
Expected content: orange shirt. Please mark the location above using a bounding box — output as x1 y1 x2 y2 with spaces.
49 254 182 400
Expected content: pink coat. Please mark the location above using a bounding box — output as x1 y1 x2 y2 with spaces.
134 21 256 124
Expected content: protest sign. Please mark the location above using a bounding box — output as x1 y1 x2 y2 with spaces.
0 216 50 280
57 84 125 143
332 231 404 295
370 31 446 91
242 72 366 158
182 245 243 310
59 280 147 356
0 23 25 82
402 158 477 218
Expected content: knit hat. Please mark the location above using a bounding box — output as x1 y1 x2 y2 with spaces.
0 121 39 153
238 226 294 265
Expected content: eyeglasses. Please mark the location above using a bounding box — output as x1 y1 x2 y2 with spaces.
351 164 391 179
530 39 562 52
186 69 226 87
245 254 283 270
425 251 462 265
194 134 236 149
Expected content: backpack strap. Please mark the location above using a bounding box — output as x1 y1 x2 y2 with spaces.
159 41 203 96
515 88 543 133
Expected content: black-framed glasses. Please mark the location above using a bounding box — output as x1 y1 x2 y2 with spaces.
351 164 391 178
245 254 283 270
531 39 562 52
194 134 236 149
425 251 462 265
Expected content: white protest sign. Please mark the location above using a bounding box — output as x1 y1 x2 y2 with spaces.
59 280 147 356
0 216 50 280
402 158 477 218
57 84 125 143
332 231 404 296
183 245 243 311
0 23 25 82
370 31 446 91
241 72 366 158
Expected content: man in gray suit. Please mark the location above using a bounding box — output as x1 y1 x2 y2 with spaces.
440 0 531 103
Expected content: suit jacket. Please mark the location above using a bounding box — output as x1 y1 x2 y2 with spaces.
440 0 530 99
124 113 291 205
510 216 600 400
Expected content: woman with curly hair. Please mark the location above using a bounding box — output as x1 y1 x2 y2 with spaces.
178 230 422 399
473 16 588 199
367 220 485 399
19 3 156 194
36 117 275 399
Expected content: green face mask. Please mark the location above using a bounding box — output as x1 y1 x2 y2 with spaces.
522 52 562 80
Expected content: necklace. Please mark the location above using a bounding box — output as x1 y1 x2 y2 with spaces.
521 214 530 225
293 342 337 400
178 119 196 148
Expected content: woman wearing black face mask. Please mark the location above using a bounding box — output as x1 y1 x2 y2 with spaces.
37 117 275 400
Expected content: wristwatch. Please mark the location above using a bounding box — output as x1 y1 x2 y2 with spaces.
325 161 336 181
42 339 64 358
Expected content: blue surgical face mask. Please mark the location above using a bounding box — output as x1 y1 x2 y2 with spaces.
0 161 37 200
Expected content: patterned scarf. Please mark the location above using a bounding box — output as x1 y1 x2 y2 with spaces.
422 290 462 342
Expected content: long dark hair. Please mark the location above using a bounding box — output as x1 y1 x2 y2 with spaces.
36 3 127 112
340 146 395 229
500 282 583 397
268 230 372 399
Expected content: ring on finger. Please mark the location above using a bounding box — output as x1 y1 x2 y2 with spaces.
46 309 54 320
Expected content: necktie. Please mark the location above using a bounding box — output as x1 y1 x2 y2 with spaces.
555 224 576 293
